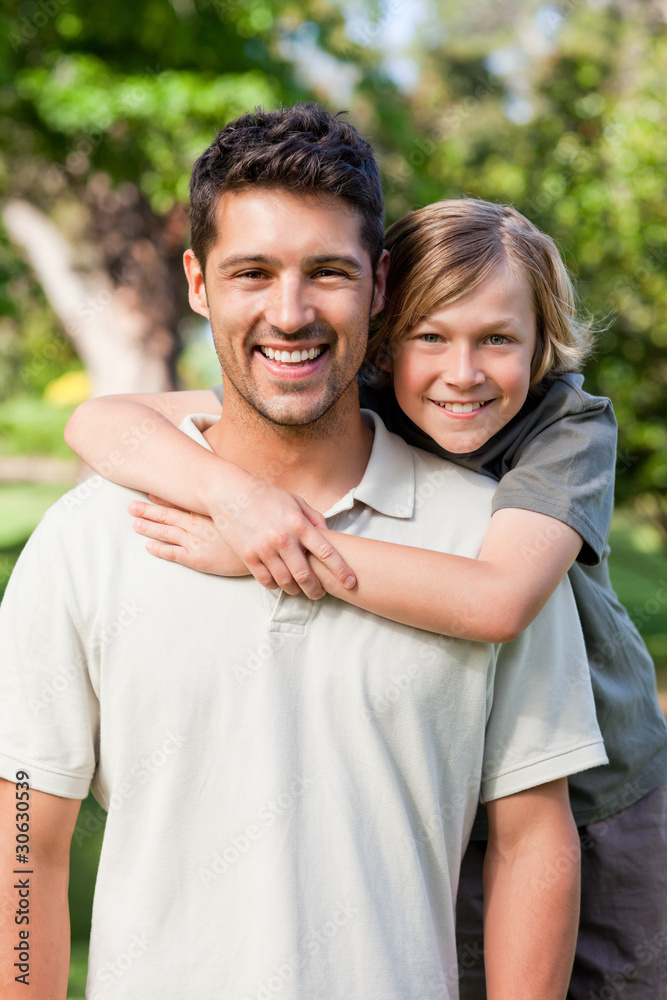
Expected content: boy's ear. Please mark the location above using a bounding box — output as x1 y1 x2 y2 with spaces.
183 249 210 319
377 344 395 374
370 249 390 318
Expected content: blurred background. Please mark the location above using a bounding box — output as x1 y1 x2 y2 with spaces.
1 0 666 995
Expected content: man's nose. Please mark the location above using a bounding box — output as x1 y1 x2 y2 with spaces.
442 344 485 389
264 275 316 334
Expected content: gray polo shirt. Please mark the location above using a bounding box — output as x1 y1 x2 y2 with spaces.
0 412 606 999
360 374 667 826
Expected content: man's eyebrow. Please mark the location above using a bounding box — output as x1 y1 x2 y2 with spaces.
216 254 365 273
216 254 281 272
304 255 364 272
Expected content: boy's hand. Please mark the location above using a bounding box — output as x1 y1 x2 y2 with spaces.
203 478 356 598
128 490 356 600
130 498 248 579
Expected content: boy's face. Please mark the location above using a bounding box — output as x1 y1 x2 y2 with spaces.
184 187 388 429
389 267 537 454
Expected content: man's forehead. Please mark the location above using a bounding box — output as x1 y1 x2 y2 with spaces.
210 186 368 262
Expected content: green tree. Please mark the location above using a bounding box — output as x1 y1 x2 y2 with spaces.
1 0 413 396
2 0 665 541
366 0 667 540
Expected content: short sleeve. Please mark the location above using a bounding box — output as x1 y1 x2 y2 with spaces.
492 391 617 566
481 575 608 803
0 513 98 799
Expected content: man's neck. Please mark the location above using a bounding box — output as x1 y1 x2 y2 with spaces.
202 382 373 513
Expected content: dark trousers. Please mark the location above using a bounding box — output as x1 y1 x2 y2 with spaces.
455 782 667 999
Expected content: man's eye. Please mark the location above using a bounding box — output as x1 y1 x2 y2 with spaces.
238 270 266 280
313 268 344 278
487 335 509 346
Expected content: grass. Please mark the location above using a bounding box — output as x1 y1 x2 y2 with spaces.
0 482 74 548
606 509 667 673
0 396 76 459
68 942 88 1000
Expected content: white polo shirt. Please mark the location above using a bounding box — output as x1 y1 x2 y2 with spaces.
0 411 606 1000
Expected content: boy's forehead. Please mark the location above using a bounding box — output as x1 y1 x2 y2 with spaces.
210 186 369 264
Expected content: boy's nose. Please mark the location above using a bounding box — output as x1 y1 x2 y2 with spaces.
264 276 316 334
443 345 485 389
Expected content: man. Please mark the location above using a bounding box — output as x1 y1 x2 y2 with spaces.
0 104 606 999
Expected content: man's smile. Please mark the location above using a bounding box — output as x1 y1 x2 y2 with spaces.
257 344 328 364
253 342 331 380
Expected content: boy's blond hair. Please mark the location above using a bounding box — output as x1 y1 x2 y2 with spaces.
366 199 594 387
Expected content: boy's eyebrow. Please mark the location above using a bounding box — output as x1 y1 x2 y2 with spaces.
216 254 365 273
415 316 520 332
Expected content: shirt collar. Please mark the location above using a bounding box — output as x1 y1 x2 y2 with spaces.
179 409 416 521
180 413 218 451
325 410 415 520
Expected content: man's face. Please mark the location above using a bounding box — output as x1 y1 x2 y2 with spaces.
184 188 388 427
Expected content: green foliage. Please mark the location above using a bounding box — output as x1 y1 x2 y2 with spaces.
0 222 77 397
377 1 667 535
1 0 665 536
14 57 279 210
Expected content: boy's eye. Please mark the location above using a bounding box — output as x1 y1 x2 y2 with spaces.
487 334 509 346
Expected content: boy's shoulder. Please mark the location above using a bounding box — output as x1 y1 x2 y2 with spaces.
531 373 614 422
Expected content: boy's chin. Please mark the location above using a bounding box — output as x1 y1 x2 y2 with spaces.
434 427 498 455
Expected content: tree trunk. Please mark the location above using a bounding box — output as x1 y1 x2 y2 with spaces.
3 195 187 397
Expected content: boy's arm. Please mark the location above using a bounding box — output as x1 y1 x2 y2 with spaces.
65 393 356 599
483 779 580 999
64 391 225 514
308 506 582 642
129 498 581 642
0 779 81 1000
68 392 581 641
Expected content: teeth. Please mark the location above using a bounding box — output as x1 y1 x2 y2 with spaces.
434 400 486 412
259 345 324 364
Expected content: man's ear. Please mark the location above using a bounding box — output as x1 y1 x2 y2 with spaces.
370 249 390 318
183 249 210 319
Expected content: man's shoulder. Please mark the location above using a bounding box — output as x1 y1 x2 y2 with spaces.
408 445 495 548
364 413 495 554
376 415 497 502
34 476 147 567
410 441 497 494
365 408 496 493
46 475 144 529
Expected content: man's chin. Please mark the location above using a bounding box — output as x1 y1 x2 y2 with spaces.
246 385 353 429
250 402 336 428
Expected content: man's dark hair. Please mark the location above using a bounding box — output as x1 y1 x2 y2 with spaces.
189 102 385 274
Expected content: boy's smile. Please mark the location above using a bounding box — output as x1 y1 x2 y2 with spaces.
390 267 537 454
